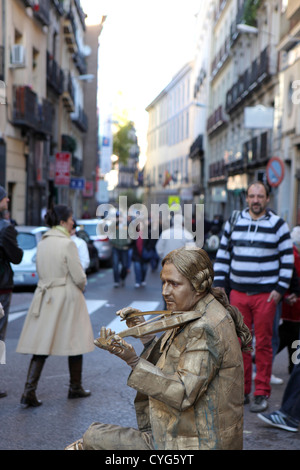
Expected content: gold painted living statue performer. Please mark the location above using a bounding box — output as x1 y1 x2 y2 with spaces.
66 248 252 451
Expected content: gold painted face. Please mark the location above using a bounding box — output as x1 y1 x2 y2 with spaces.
161 262 201 312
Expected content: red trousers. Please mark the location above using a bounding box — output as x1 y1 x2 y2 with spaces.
230 290 277 397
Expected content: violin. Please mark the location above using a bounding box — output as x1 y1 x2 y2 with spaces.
94 309 205 349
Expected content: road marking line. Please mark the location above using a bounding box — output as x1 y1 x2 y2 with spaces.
8 300 107 323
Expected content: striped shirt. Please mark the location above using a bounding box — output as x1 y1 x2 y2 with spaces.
213 209 294 294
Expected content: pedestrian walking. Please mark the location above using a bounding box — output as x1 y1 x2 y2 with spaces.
71 221 90 272
257 353 300 433
16 205 94 407
0 186 23 398
109 212 131 287
131 222 155 288
66 247 252 451
155 214 195 261
274 226 300 374
214 181 294 412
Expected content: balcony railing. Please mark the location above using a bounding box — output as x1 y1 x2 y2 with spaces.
62 72 75 112
46 51 64 95
209 160 225 180
189 134 204 159
207 105 228 135
225 131 270 174
226 46 272 113
33 0 50 26
63 8 78 53
0 45 4 81
73 51 87 75
12 86 53 135
51 0 64 16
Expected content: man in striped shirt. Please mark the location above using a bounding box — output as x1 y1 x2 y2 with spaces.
214 181 294 413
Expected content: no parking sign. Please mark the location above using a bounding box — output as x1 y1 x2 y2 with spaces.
266 157 285 187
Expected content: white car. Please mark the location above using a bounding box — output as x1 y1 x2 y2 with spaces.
76 218 112 265
11 226 48 287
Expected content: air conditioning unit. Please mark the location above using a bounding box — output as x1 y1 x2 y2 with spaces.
10 45 25 67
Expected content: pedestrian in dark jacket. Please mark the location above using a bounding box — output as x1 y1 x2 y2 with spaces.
0 186 23 398
131 223 153 288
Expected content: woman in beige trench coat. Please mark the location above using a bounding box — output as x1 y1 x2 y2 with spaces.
17 205 94 407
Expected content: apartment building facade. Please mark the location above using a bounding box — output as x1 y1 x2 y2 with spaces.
144 0 299 228
144 61 196 208
0 0 101 224
277 0 300 225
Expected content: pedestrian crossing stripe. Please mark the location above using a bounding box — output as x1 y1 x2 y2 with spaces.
8 299 108 323
8 300 160 329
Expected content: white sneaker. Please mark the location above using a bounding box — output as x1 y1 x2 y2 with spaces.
141 282 146 286
135 283 141 288
270 374 283 385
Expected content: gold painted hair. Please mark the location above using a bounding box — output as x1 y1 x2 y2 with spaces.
162 247 252 352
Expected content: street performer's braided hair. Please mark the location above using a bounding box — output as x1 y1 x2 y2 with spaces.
162 247 252 352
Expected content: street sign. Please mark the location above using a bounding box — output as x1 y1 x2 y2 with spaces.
83 180 94 197
244 106 274 129
70 177 85 190
55 152 71 186
266 157 285 187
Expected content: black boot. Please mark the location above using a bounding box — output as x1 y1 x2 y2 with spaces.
68 355 91 399
20 355 46 407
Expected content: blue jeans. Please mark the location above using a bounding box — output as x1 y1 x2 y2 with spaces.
281 347 300 423
0 292 12 342
134 261 148 285
112 248 128 283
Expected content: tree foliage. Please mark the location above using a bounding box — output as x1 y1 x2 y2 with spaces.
112 121 136 166
242 0 262 27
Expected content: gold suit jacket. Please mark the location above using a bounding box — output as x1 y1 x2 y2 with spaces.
127 293 244 450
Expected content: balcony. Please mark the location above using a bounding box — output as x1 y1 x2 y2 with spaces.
38 99 54 134
62 72 75 112
210 35 231 79
209 160 226 181
226 46 272 113
225 131 270 175
33 0 50 26
207 105 228 135
51 0 64 16
63 9 78 54
189 134 204 159
71 106 88 132
73 51 87 75
71 155 83 176
46 52 64 95
12 85 53 135
0 45 4 81
74 0 87 30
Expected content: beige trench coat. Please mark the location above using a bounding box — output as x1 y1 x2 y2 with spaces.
128 293 244 450
16 228 94 356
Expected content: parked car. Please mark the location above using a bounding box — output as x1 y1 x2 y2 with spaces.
76 218 112 265
75 229 100 273
11 226 48 288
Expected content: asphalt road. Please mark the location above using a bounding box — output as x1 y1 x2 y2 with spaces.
0 265 299 452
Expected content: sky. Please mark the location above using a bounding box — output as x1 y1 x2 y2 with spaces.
80 0 202 166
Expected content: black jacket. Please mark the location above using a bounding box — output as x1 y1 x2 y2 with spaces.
0 217 23 290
